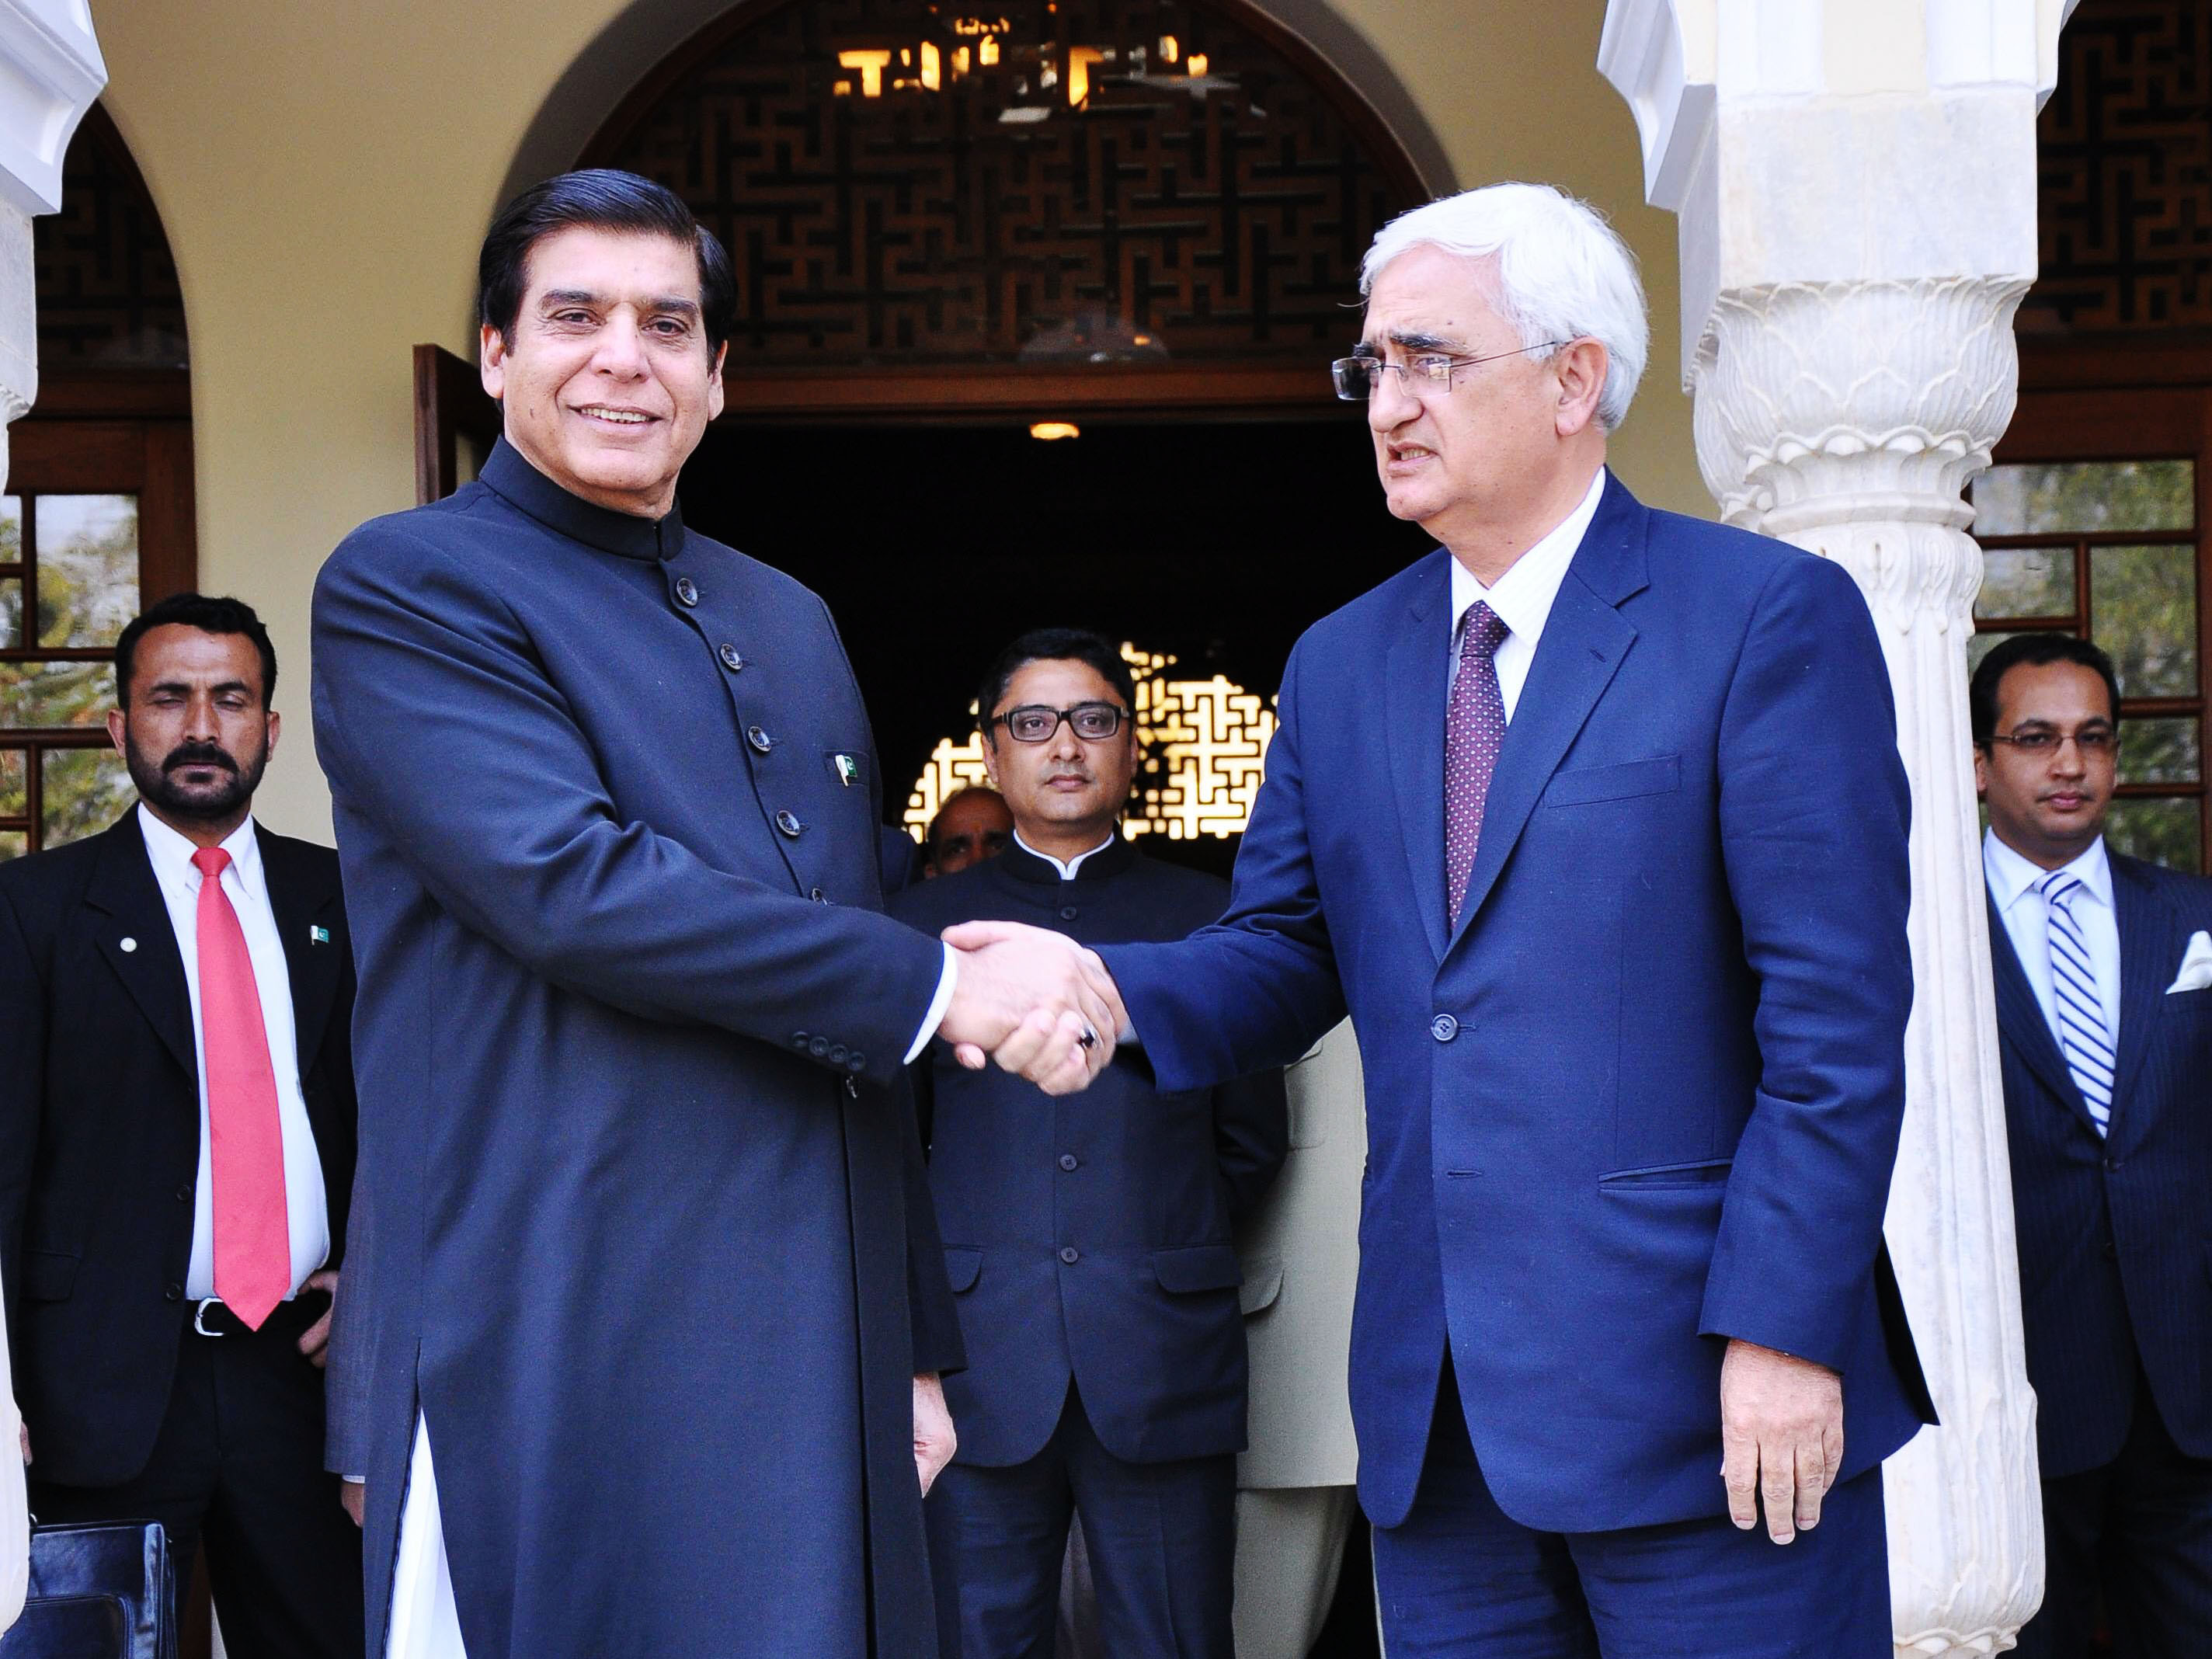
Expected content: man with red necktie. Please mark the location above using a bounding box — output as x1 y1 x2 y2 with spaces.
0 593 364 1655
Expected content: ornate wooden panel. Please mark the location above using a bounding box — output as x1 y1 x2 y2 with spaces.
33 105 188 367
2024 0 2211 334
590 0 1421 366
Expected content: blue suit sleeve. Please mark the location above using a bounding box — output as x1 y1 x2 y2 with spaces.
1212 1066 1289 1227
310 524 946 1087
1100 640 1346 1092
1697 555 1915 1374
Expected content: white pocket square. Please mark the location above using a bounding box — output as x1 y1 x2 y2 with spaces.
2168 930 2212 994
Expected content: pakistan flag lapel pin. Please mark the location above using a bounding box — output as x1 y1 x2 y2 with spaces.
310 925 332 945
835 753 861 787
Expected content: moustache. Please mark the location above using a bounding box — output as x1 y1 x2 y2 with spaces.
162 745 238 775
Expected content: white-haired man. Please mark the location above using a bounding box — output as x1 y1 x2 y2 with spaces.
961 181 1936 1654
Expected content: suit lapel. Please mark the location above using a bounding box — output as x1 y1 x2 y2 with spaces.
1984 887 2097 1132
2106 854 2173 1148
1445 480 1643 951
83 816 197 1080
258 826 343 1076
1385 552 1452 962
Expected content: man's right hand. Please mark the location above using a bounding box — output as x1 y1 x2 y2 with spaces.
937 920 1125 1094
340 1478 365 1527
18 1420 27 1467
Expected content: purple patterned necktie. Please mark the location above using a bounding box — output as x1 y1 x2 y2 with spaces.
1445 600 1511 928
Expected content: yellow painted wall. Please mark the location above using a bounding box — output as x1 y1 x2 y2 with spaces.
88 0 1702 840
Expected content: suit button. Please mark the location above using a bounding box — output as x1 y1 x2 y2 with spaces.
1059 1246 1080 1265
1059 1153 1080 1171
829 1043 849 1065
674 576 699 607
846 1052 867 1073
792 1031 811 1050
809 1036 831 1059
164 1282 183 1302
718 643 744 673
748 725 774 754
2103 1156 2123 1171
1059 906 1079 921
810 888 827 903
776 810 803 837
1431 1014 1459 1042
176 1184 192 1203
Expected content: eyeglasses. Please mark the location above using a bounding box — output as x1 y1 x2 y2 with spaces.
989 701 1130 744
1987 727 2119 757
1330 341 1567 401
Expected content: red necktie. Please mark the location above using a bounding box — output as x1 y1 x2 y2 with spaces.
192 847 290 1330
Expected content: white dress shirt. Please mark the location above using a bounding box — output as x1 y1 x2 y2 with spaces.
1447 465 1609 720
1983 828 2124 1047
1013 829 1115 880
137 805 329 1301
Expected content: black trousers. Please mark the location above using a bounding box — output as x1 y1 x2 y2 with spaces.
2016 1372 2212 1659
28 1301 365 1658
927 1379 1237 1659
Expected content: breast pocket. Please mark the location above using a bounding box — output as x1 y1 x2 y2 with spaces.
1542 754 1681 809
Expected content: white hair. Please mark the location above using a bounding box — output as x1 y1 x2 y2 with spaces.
1360 183 1649 432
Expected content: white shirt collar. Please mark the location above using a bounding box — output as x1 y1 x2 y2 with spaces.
1982 826 2112 914
1014 828 1115 881
137 802 261 890
1449 465 1608 643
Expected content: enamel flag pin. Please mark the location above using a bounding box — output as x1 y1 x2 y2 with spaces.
311 925 332 944
835 754 861 787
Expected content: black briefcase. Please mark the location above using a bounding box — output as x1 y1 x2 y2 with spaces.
0 1520 176 1659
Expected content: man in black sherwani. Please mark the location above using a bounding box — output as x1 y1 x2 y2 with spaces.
894 630 1288 1657
311 171 1118 1659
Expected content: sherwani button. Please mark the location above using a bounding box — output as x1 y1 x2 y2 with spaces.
1059 1153 1079 1171
718 644 744 673
776 810 803 837
1059 906 1079 921
749 726 775 754
673 576 699 607
1059 1246 1080 1265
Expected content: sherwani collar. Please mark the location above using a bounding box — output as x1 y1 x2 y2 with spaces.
478 436 688 563
997 831 1138 887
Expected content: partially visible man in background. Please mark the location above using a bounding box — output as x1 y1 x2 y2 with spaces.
896 629 1285 1657
1973 633 2212 1659
0 593 363 1654
925 785 1014 880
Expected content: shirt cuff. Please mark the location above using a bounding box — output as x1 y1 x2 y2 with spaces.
905 943 958 1064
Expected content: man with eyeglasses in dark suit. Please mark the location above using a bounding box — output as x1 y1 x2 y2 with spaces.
1972 631 2212 1657
892 628 1288 1659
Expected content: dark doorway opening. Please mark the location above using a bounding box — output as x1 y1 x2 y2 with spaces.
676 415 1435 868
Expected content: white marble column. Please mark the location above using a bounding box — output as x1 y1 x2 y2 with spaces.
0 0 108 1633
1602 3 2078 1654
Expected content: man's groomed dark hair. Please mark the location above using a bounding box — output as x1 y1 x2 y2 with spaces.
1969 631 2122 747
976 628 1138 736
478 169 737 359
114 593 278 709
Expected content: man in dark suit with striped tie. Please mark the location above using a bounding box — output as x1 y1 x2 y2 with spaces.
1973 632 2212 1658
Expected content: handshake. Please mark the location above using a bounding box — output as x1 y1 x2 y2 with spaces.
934 920 1131 1094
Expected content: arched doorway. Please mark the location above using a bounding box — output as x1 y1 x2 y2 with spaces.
0 103 195 860
575 0 1440 875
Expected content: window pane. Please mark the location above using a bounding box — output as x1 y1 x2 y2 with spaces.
1977 547 2075 619
0 746 22 816
40 748 131 849
0 496 19 563
34 494 139 648
1967 629 2032 679
0 659 112 729
2091 544 2197 697
0 832 24 862
2120 718 2200 785
2104 796 2201 874
0 576 18 648
1974 460 2193 535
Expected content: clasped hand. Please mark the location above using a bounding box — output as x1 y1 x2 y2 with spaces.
935 920 1129 1094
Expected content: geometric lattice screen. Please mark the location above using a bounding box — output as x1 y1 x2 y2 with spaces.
594 0 1418 365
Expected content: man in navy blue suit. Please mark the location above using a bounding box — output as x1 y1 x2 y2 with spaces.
1971 633 2212 1658
957 183 1932 1655
896 630 1285 1657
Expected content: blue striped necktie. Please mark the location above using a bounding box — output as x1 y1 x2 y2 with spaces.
2040 870 2114 1136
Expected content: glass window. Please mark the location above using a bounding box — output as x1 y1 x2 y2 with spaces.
2091 544 2197 697
0 659 112 730
2121 717 2201 786
0 832 25 863
33 495 138 648
2106 798 2201 874
1974 460 2193 536
40 747 130 850
0 746 22 817
0 576 19 648
1977 547 2075 619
